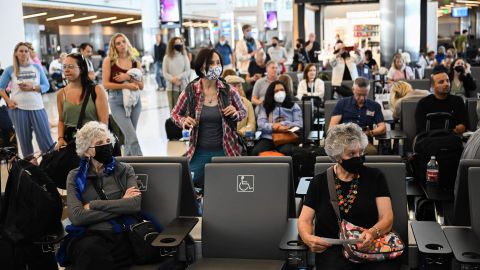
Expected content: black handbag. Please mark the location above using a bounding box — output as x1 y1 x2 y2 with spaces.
40 87 93 189
89 175 163 265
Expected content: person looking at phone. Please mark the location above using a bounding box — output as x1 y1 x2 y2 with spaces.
330 41 362 97
298 122 398 270
0 42 53 160
246 50 267 88
329 77 385 155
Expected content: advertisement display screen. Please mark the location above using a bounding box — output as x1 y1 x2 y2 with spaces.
266 11 278 30
452 7 468 18
160 0 180 24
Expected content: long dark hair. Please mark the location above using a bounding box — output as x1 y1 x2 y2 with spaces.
66 53 95 99
263 81 294 116
448 57 465 81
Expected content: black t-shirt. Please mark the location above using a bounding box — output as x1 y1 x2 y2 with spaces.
248 62 267 84
365 59 377 69
306 41 320 63
414 94 467 133
303 166 391 238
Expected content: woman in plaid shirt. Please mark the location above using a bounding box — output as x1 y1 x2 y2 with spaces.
171 48 246 191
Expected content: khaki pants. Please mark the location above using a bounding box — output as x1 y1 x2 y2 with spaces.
167 90 181 111
364 143 378 155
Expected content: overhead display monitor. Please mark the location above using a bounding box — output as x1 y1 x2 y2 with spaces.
266 11 278 30
160 0 180 24
452 7 468 18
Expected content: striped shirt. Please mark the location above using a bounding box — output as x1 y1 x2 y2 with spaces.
171 79 246 159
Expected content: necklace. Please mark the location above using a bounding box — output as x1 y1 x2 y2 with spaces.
335 174 360 214
205 96 217 104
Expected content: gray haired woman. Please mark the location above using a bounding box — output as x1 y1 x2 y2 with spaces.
65 121 141 269
298 123 398 270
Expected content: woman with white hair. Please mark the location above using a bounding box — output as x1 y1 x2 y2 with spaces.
298 123 399 270
65 121 141 269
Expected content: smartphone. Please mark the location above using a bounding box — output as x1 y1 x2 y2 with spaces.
344 46 354 51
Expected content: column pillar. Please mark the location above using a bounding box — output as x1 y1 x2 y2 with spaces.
0 1 25 67
90 24 103 52
141 0 161 55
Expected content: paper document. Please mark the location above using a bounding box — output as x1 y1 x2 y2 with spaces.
289 126 300 133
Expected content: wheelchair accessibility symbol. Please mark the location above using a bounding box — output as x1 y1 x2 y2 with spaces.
237 175 254 192
136 174 148 192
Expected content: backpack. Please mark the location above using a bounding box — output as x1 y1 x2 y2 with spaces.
1 159 63 243
412 114 464 190
184 77 247 155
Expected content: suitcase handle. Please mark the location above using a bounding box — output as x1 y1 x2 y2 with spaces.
426 112 451 132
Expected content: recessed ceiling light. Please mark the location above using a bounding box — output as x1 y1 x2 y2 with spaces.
126 19 142 25
111 18 134 24
46 14 75 21
92 16 117 23
71 15 97 22
23 12 48 19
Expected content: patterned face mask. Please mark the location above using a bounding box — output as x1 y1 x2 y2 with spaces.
204 66 222 81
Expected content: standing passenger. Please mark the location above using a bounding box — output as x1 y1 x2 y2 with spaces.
163 37 191 111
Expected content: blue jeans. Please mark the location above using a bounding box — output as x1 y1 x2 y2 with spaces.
189 149 225 188
154 61 166 88
108 90 143 156
8 108 54 158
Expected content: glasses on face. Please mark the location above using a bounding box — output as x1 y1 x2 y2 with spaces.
63 64 80 70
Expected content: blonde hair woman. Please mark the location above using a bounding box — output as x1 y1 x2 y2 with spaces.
0 42 53 159
102 33 144 156
389 81 429 119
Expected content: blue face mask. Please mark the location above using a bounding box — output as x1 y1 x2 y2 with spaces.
204 66 222 81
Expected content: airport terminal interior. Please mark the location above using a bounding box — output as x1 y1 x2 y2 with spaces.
1 0 480 269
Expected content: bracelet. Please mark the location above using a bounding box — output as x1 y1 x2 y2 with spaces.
371 226 381 238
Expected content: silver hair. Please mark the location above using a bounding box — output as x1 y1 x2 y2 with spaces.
324 123 368 161
75 121 115 157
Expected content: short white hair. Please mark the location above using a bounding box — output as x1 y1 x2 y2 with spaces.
75 121 115 157
325 123 368 161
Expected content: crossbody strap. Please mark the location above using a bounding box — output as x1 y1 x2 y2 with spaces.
326 166 342 227
76 86 93 130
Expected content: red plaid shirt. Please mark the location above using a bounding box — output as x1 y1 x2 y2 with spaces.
171 79 246 159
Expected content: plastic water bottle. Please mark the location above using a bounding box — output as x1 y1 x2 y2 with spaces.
426 156 439 185
182 128 191 146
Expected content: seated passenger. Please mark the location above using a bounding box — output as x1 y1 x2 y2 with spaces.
251 60 278 111
329 77 386 155
389 81 429 120
448 58 477 98
66 121 141 270
387 53 414 82
415 70 467 135
298 123 399 270
433 48 454 74
246 50 267 87
251 81 302 156
296 63 325 101
224 75 256 136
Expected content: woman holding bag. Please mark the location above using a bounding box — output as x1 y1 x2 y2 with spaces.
298 123 400 270
251 81 303 156
57 53 109 148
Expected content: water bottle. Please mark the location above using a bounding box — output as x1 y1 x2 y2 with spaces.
426 156 439 185
182 128 191 146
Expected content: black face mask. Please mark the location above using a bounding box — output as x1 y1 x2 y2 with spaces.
174 44 183 52
272 43 277 47
296 43 301 49
341 52 350 59
94 143 113 165
454 65 465 73
340 156 365 174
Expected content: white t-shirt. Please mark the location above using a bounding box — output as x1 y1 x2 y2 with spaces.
0 65 45 110
267 46 287 63
49 59 62 74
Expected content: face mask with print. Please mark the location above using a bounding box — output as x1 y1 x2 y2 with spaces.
204 66 222 81
274 91 286 103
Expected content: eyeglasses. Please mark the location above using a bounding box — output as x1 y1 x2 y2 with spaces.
63 64 80 70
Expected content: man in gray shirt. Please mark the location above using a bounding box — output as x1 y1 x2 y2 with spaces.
252 60 278 113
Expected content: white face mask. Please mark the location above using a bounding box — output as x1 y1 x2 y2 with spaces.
274 91 286 103
220 40 226 45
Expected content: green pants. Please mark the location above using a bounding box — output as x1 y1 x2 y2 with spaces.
167 90 181 111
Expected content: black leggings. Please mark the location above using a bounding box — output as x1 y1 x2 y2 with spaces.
315 246 401 270
67 231 133 270
250 138 295 156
